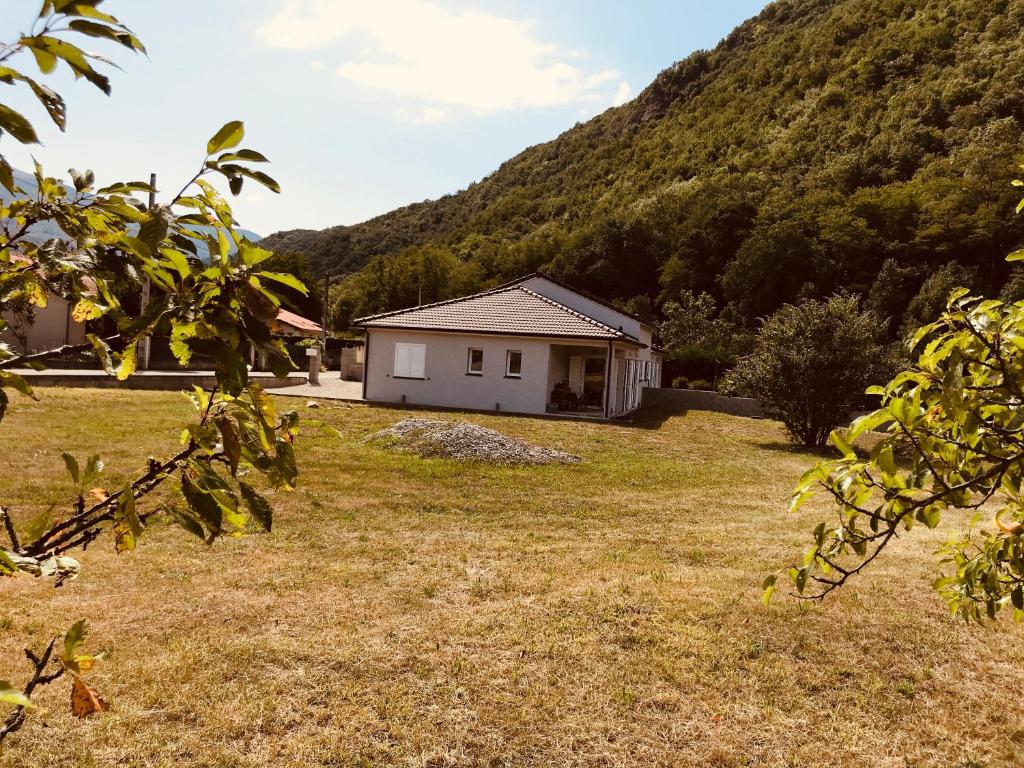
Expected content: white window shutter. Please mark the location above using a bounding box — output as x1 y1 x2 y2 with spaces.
394 344 407 377
410 344 425 378
394 343 425 378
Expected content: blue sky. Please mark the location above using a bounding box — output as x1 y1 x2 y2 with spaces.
5 1 768 234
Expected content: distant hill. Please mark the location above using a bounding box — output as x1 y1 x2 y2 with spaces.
262 0 1024 333
2 167 262 256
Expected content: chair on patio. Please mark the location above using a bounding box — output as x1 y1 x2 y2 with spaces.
551 382 580 411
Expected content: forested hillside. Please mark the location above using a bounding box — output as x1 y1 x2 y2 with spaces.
262 0 1024 338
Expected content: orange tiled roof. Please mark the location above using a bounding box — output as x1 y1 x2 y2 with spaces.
276 308 322 333
355 286 640 343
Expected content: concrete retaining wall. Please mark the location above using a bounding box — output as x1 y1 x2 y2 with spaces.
641 387 765 418
15 371 305 391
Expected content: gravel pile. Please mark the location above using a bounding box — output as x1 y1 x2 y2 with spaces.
367 418 580 465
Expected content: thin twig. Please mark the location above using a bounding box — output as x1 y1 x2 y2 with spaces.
0 506 20 552
0 637 64 744
0 335 121 370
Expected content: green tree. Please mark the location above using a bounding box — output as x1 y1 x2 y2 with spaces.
899 261 976 337
771 175 1024 620
659 290 748 383
260 250 323 322
725 295 888 447
1 2 307 739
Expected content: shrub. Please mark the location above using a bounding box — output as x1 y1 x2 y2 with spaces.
725 295 888 446
671 376 689 389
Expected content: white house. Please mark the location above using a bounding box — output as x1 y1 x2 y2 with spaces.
354 274 662 418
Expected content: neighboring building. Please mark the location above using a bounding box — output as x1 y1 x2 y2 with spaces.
1 290 86 354
354 273 662 418
273 308 323 338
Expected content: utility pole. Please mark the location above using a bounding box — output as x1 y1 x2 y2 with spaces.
321 272 330 348
138 172 156 370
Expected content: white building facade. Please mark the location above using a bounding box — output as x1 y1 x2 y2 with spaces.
356 274 662 418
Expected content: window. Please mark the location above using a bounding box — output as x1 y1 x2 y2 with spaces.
467 348 483 375
394 342 425 379
505 350 522 378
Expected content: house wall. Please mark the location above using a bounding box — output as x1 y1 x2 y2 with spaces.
364 328 554 414
1 295 85 354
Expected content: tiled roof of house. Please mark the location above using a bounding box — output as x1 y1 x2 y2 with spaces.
354 286 641 343
276 308 322 333
493 272 654 328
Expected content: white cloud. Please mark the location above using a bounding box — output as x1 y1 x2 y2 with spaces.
257 0 630 120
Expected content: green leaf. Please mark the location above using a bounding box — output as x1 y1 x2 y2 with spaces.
0 67 67 130
116 343 137 380
63 619 88 662
180 473 222 538
0 104 39 144
0 682 32 709
62 452 81 486
207 120 244 155
829 429 855 457
917 505 941 529
113 485 143 553
217 149 269 163
239 482 273 532
257 271 309 295
215 415 242 475
0 370 36 399
165 505 206 540
22 35 111 94
1007 249 1024 263
762 574 776 607
26 43 58 74
138 206 171 251
235 167 280 194
0 549 18 575
83 454 104 487
0 156 15 192
66 19 144 51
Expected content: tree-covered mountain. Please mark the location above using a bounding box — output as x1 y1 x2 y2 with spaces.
262 0 1024 338
2 167 263 254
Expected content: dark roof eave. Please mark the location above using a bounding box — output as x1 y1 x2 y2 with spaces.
358 323 646 347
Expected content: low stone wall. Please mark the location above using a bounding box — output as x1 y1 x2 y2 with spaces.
339 346 364 382
641 387 765 419
15 371 306 391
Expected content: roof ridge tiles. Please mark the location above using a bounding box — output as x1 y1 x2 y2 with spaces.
352 284 518 324
514 287 638 341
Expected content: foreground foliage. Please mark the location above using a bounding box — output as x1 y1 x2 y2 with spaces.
773 288 1024 620
0 1 303 742
774 183 1024 618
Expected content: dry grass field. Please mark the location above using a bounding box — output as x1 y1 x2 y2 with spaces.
1 388 1023 767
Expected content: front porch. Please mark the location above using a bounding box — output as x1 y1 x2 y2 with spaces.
545 342 659 419
546 343 607 417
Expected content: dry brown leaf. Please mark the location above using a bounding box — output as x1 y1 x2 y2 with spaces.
70 676 109 718
88 488 108 502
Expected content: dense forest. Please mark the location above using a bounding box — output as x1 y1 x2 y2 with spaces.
262 0 1024 361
